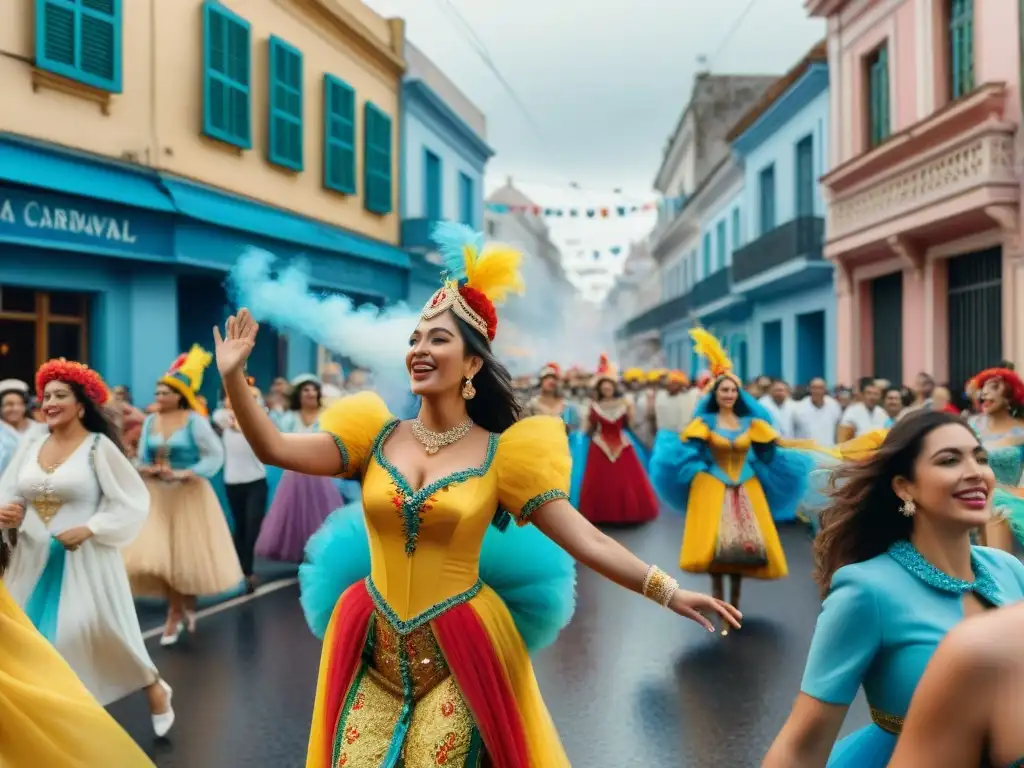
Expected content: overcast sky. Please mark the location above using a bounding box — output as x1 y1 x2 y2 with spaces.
364 0 825 197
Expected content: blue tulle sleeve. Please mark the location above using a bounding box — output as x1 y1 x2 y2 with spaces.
299 501 576 652
747 419 814 515
993 487 1024 549
648 425 711 515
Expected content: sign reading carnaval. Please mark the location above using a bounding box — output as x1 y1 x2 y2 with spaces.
0 185 170 256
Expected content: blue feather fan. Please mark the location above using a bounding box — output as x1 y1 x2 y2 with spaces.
430 221 482 281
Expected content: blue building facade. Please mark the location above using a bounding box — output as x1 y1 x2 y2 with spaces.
0 134 412 404
729 44 833 385
399 63 494 305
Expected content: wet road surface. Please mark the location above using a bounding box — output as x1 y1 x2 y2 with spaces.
109 516 869 766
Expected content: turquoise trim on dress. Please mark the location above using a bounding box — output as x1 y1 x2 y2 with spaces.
24 537 67 642
371 419 498 554
888 540 1004 606
365 576 482 635
329 432 350 476
519 489 568 524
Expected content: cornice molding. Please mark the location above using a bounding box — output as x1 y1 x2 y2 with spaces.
292 0 406 77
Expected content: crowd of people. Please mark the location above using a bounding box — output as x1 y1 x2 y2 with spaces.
0 223 1022 766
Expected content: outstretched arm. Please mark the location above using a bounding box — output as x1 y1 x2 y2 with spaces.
215 312 342 476
530 497 741 632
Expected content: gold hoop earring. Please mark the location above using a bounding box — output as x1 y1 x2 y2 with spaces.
462 377 476 400
900 498 916 517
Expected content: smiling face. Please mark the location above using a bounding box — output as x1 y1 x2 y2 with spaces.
41 380 83 429
298 382 320 409
980 377 1009 414
596 380 616 400
893 423 994 530
714 378 739 411
406 310 482 397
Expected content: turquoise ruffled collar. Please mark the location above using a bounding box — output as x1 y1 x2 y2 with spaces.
887 540 1004 606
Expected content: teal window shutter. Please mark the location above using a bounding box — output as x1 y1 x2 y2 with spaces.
364 102 393 215
202 1 251 149
868 44 891 147
323 75 356 194
759 164 776 234
458 172 474 225
702 233 711 277
268 36 303 171
716 220 726 269
36 0 123 92
949 0 974 99
731 207 741 251
424 150 442 219
795 135 814 216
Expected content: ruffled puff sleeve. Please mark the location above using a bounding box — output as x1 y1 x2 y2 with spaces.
993 486 1024 551
495 415 571 526
648 419 713 513
87 434 152 548
747 418 813 512
318 391 394 480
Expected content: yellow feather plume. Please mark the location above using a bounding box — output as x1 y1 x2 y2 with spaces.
688 328 733 379
464 242 526 304
176 344 213 392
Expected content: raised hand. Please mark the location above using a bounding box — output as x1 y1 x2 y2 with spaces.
213 308 259 377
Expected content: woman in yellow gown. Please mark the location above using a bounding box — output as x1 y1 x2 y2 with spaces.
650 329 818 612
215 223 742 767
0 511 154 767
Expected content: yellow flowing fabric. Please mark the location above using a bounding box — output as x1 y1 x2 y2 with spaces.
306 392 571 767
0 581 154 767
678 418 788 580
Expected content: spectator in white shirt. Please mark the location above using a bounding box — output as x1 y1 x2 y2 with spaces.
653 371 700 434
837 382 889 441
793 378 843 446
759 379 797 438
213 385 268 594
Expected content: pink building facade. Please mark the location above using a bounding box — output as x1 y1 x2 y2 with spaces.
808 0 1023 389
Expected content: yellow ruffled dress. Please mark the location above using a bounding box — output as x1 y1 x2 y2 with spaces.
304 392 573 768
0 581 154 767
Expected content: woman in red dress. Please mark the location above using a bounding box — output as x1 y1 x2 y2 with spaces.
570 354 660 524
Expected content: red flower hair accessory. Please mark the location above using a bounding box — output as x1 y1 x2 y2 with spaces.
36 359 110 407
972 367 1024 406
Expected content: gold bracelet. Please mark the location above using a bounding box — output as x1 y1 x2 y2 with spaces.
642 565 679 607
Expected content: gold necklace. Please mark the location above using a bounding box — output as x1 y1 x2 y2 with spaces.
411 418 473 455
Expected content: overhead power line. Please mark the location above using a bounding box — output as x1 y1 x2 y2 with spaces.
708 0 762 70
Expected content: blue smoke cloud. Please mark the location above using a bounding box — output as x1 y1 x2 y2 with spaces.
226 249 419 411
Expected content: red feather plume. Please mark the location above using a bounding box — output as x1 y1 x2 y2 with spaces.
167 353 188 374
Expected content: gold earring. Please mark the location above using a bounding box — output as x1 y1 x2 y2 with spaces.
462 377 476 400
900 498 916 517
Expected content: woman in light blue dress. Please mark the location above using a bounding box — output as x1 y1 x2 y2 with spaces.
763 409 1024 767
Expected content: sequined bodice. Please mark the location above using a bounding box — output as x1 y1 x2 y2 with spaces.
973 417 1024 485
361 420 500 621
15 437 99 534
142 418 199 470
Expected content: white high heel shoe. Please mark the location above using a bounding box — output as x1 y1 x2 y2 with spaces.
159 621 183 647
152 679 175 738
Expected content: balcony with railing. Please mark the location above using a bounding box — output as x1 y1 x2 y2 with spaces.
730 216 825 290
690 268 731 308
615 291 692 339
401 217 443 252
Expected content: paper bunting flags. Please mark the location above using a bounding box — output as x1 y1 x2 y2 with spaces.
484 201 662 218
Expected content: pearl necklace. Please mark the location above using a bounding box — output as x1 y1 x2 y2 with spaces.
411 418 473 455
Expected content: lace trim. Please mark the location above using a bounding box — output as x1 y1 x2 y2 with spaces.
888 540 1003 606
592 433 628 463
519 489 568 524
365 577 482 635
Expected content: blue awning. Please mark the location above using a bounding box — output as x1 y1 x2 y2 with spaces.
0 133 176 212
160 176 410 270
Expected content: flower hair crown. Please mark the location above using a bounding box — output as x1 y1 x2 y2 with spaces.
421 222 526 342
36 359 110 406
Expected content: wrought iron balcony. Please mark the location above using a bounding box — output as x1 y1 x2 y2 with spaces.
730 216 824 284
616 292 692 339
690 268 731 307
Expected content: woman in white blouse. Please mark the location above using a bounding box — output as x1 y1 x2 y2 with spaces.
0 360 174 737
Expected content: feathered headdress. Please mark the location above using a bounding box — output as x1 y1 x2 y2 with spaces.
689 328 740 392
160 344 213 415
622 367 644 383
539 362 561 380
36 359 110 407
422 221 526 342
647 369 667 383
591 353 618 388
665 370 689 386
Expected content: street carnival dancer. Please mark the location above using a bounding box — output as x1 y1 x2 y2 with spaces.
521 362 580 432
256 373 344 564
763 410 1024 768
123 346 243 646
0 359 174 737
569 354 660 525
215 221 742 768
649 329 818 614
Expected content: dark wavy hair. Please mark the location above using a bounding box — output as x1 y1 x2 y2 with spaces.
594 378 620 401
454 316 520 433
63 380 125 454
702 375 755 416
288 380 322 412
813 409 975 598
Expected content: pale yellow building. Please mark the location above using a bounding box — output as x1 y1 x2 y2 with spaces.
0 0 411 398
